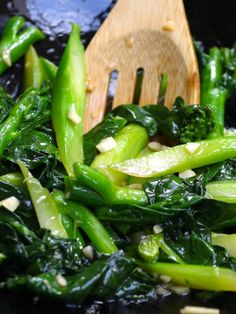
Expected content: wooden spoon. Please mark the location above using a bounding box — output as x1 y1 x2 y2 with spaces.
84 0 200 132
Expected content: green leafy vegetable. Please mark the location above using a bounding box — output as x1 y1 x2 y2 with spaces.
111 104 158 136
145 97 214 144
0 83 51 157
83 114 127 165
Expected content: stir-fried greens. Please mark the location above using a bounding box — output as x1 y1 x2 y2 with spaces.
1 16 236 306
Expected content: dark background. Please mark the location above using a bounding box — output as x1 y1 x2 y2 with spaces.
0 0 236 313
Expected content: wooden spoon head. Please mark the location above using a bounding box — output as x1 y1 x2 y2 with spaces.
84 0 200 132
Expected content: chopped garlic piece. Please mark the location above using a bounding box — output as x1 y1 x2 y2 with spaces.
179 169 196 179
82 245 94 260
55 274 67 287
148 142 162 152
170 285 190 295
153 224 163 234
43 279 51 289
85 80 94 92
0 196 20 212
180 306 219 314
2 48 12 67
156 285 171 297
67 103 81 125
162 20 176 31
127 183 143 190
96 137 117 153
160 275 171 283
185 142 200 154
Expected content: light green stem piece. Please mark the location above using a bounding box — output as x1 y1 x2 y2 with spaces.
205 180 236 203
91 123 148 185
111 136 236 178
18 160 67 238
0 172 23 187
212 233 236 258
52 23 86 176
138 261 236 291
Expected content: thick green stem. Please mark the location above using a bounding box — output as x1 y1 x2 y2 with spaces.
111 136 236 178
0 172 23 187
201 47 228 138
113 186 147 205
205 180 236 203
52 23 86 176
23 46 44 91
212 233 236 258
138 234 184 264
52 190 117 254
0 16 45 75
71 164 147 206
91 123 148 185
39 57 57 82
18 161 67 238
73 163 115 202
138 261 236 291
59 212 85 248
64 177 105 207
23 47 58 90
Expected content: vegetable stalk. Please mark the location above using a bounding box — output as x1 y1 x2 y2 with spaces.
72 163 147 206
91 123 148 185
23 46 44 91
111 136 236 178
0 16 45 75
52 23 86 176
138 261 236 292
205 180 236 203
0 84 51 156
52 190 117 254
18 161 67 238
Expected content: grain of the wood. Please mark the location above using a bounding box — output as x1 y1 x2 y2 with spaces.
85 0 200 132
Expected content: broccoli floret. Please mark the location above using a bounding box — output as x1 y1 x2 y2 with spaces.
172 97 215 144
145 97 215 144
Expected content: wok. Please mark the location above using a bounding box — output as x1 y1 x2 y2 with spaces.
0 0 236 313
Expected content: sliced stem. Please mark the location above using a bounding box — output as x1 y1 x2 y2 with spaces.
212 233 236 258
23 46 44 91
18 161 67 238
91 123 148 185
52 190 117 254
0 172 23 187
138 261 236 291
73 163 115 202
69 164 147 206
111 136 236 178
52 23 86 175
39 57 57 82
201 47 228 138
0 17 45 75
205 180 236 203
